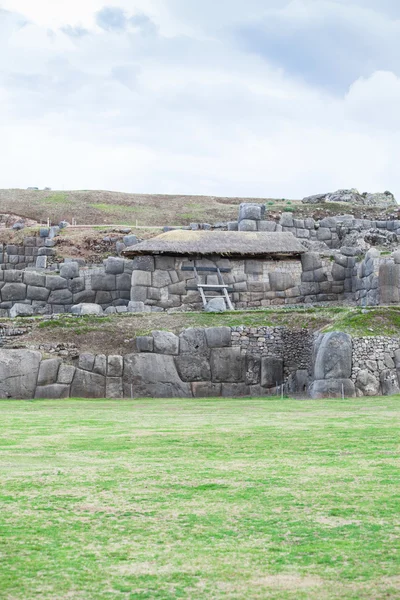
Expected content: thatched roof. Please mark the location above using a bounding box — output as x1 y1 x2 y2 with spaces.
123 230 306 258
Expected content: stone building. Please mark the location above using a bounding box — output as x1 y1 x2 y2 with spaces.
124 230 306 311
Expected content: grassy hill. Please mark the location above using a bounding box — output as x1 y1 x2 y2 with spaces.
2 189 397 227
0 189 284 226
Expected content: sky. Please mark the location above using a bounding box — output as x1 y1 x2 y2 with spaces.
1 0 400 199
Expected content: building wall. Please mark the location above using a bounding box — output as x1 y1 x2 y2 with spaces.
130 255 309 311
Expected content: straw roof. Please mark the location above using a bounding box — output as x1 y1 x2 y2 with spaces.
123 230 306 258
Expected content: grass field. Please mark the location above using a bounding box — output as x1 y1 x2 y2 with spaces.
0 398 399 599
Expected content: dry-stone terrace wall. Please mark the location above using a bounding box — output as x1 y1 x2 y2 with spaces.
0 236 56 270
0 257 133 317
352 336 400 397
2 327 400 399
0 327 314 399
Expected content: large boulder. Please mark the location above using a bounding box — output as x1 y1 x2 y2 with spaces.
37 359 61 386
0 350 42 399
313 332 352 380
70 369 106 398
71 303 104 316
123 354 191 397
205 298 226 313
175 354 211 382
261 357 283 388
380 370 400 396
362 191 396 206
210 347 245 383
310 379 356 399
152 331 179 355
9 304 34 318
356 370 380 397
179 328 209 354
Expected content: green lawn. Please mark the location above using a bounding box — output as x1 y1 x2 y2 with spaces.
0 398 399 599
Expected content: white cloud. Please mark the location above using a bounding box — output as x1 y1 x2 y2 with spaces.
1 2 400 200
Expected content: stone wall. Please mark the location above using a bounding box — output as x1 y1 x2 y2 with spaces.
0 326 314 399
352 336 400 396
130 254 342 312
3 327 400 399
0 257 133 317
0 237 55 270
229 206 400 250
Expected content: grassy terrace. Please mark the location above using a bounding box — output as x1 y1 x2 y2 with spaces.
0 398 399 599
10 306 400 356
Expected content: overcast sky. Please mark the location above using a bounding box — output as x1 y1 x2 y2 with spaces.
1 0 400 199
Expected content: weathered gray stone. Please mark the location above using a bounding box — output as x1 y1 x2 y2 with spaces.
152 270 171 288
24 271 46 287
35 384 70 399
116 273 131 290
238 219 258 231
301 253 323 272
380 370 400 396
73 290 96 304
175 354 211 381
179 328 209 354
239 203 263 221
356 370 380 396
35 256 47 269
9 303 34 318
152 331 179 355
136 336 154 353
48 289 73 305
123 235 137 247
205 298 226 312
107 355 123 377
58 364 76 385
227 221 239 231
269 272 294 291
127 301 151 313
131 271 151 287
78 353 95 372
68 277 85 294
4 271 23 283
130 287 148 302
313 332 352 380
210 347 244 382
316 227 332 241
258 221 277 232
280 213 294 227
132 256 155 272
103 257 125 275
106 377 123 398
38 359 61 386
155 256 175 270
221 383 251 397
91 274 116 291
261 357 283 388
46 276 68 290
1 283 26 302
310 379 356 398
205 327 231 348
379 262 400 304
93 354 107 376
70 303 104 316
191 382 222 397
123 353 191 397
60 262 79 279
71 369 106 398
0 350 41 399
26 283 51 302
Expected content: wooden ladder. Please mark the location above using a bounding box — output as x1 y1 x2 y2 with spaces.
182 263 234 310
